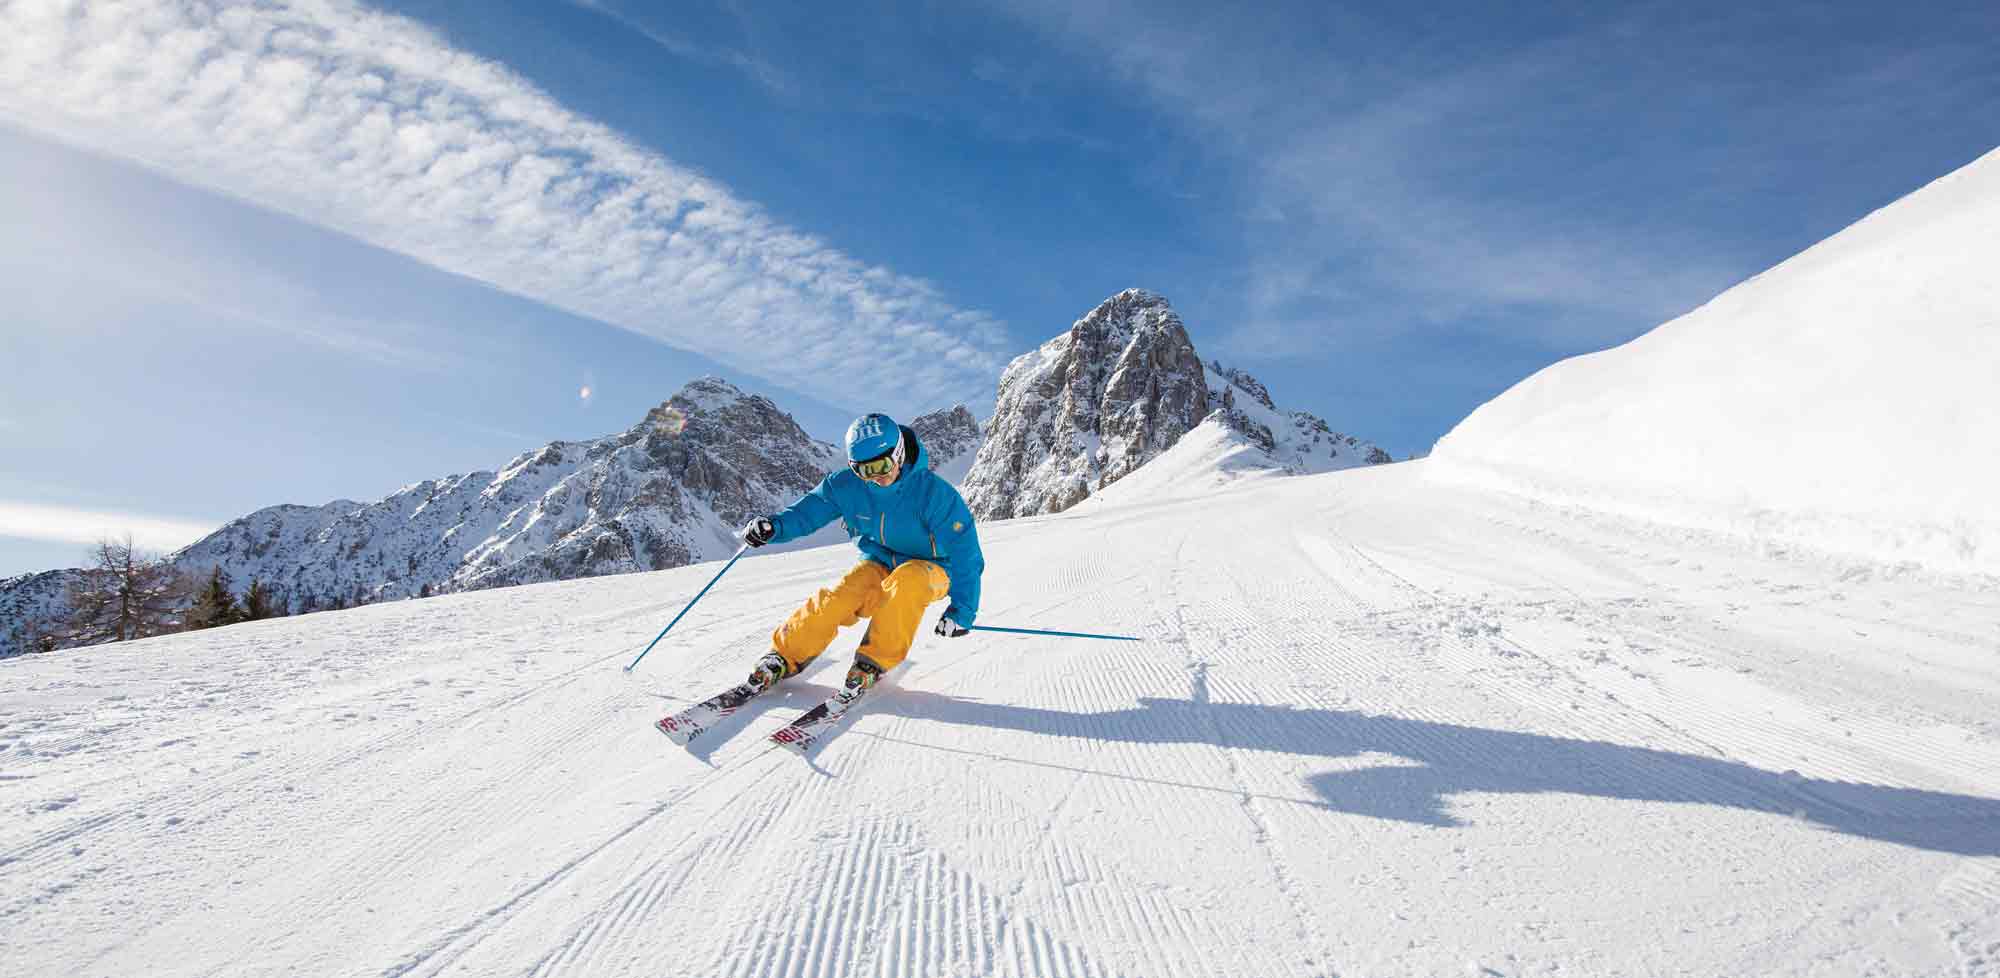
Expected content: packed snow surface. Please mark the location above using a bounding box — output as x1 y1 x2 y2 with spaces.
5 461 1999 977
1431 146 2000 576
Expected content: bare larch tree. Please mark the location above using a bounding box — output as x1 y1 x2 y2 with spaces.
66 535 188 645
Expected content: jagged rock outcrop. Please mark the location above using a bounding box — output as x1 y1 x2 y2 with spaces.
165 376 839 611
1206 361 1394 472
908 405 985 481
962 289 1210 518
0 569 85 657
962 290 1390 519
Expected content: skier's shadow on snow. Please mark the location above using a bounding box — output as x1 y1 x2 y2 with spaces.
878 691 2000 857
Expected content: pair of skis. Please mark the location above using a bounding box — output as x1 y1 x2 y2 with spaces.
654 675 874 755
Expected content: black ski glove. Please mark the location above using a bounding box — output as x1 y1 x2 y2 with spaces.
934 609 969 638
741 516 776 548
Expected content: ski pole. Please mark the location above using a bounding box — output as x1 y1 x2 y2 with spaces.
966 624 1141 642
624 543 749 673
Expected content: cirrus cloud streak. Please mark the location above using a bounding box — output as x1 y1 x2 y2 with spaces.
0 0 1008 413
0 500 219 554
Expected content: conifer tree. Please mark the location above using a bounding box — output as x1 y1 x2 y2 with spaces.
15 614 65 654
185 567 242 630
242 578 278 621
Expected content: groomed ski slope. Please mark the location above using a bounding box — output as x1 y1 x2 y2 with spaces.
5 460 1999 978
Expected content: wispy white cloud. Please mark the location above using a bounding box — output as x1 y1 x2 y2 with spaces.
990 2 1940 355
410 410 544 447
565 0 795 98
0 0 1008 414
0 500 218 554
127 260 467 372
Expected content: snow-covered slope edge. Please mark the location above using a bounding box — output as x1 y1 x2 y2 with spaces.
6 460 1998 977
1430 145 2000 576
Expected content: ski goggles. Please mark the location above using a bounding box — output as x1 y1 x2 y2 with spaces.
850 450 900 479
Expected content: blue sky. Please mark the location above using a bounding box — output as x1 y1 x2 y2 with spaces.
2 0 1997 577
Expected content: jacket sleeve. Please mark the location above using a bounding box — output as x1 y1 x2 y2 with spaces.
769 475 843 544
926 482 984 626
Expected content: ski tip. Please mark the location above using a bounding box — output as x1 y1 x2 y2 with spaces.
768 728 814 755
655 716 696 747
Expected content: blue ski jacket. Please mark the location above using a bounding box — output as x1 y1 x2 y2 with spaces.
767 425 985 627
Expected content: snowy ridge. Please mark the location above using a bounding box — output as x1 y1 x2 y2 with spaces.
0 568 82 656
1206 359 1393 475
4 460 1996 976
166 376 841 610
1 377 978 656
1430 145 2000 577
1084 366 1395 509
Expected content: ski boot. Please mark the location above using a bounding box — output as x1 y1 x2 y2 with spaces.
747 652 793 692
843 657 884 692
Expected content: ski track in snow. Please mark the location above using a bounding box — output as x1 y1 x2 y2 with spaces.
4 461 1999 977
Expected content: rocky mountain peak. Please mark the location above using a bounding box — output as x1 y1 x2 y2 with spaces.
958 292 1395 524
151 375 837 615
909 405 984 475
623 376 833 520
1206 363 1395 472
2 374 854 656
1207 360 1276 412
961 290 1211 519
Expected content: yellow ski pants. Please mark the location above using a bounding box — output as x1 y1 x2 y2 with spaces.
771 559 950 674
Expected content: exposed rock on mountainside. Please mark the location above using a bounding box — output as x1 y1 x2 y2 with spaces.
961 290 1388 519
908 405 984 482
170 376 839 610
0 569 85 657
961 289 1211 519
1207 361 1394 472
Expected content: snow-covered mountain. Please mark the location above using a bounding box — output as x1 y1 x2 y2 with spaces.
963 289 1212 519
1429 146 2000 577
907 404 985 484
0 568 83 655
169 376 841 611
0 379 999 658
1206 360 1393 474
961 289 1387 519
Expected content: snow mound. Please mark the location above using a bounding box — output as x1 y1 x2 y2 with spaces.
1430 146 2000 576
1077 414 1291 508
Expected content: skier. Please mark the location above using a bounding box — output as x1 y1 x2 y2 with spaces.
735 412 984 694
